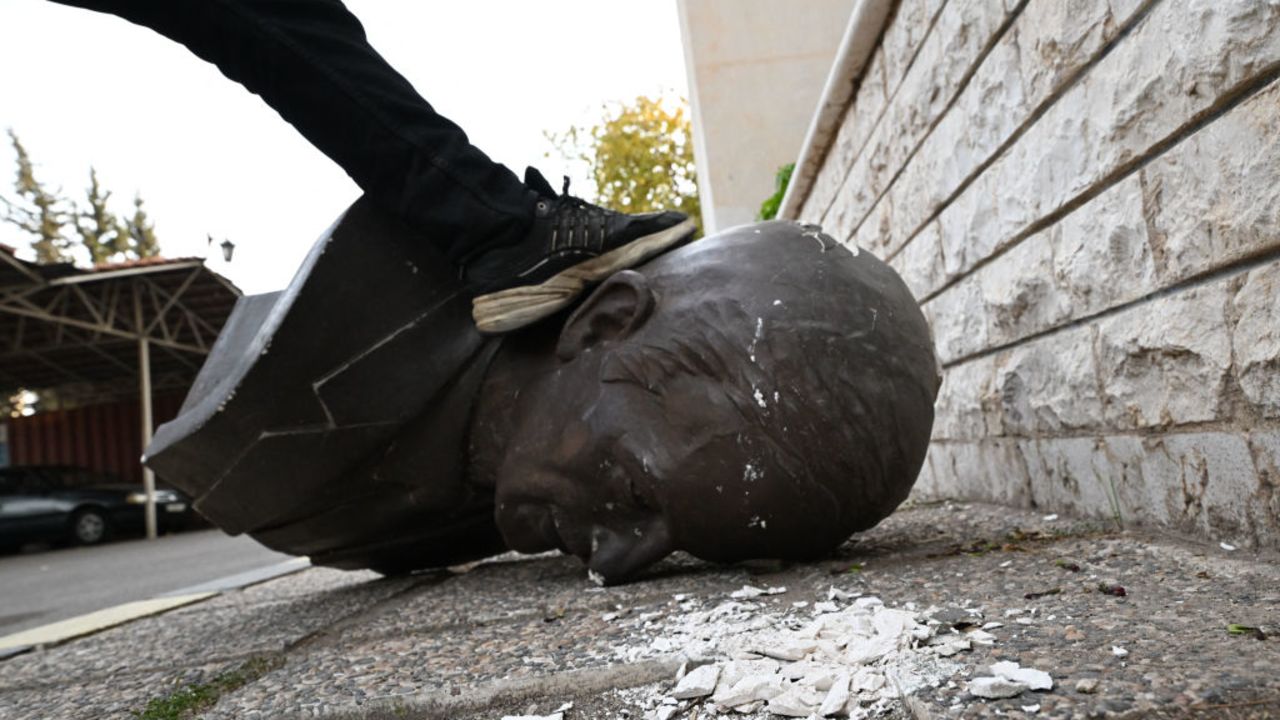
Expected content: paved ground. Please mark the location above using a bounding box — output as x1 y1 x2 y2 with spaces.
0 529 292 635
1 501 1277 720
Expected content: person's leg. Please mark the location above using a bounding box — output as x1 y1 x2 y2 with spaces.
52 0 696 332
51 0 535 264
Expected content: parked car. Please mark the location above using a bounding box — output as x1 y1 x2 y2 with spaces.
0 465 195 548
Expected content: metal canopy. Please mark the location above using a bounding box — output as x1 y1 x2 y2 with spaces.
0 244 240 398
1 242 241 539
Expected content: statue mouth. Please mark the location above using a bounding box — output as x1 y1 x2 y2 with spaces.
585 516 675 585
500 503 566 554
500 501 603 561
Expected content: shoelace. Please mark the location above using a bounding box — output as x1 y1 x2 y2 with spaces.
550 176 608 252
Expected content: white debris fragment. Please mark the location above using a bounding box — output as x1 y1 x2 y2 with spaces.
1042 514 1059 521
745 634 813 662
749 318 765 363
552 703 573 713
1220 542 1237 551
766 689 815 717
849 667 886 693
713 673 785 708
968 676 1029 699
793 601 809 608
653 705 678 720
932 638 971 657
827 586 858 602
812 601 839 613
1111 645 1129 658
715 659 780 693
671 664 720 699
990 661 1054 691
1022 703 1042 713
587 570 606 587
966 629 997 645
816 673 850 716
981 621 1004 630
731 585 786 599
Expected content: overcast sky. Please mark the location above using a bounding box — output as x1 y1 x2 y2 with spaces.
0 1 690 293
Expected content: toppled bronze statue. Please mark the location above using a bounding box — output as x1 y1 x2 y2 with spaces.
146 200 940 584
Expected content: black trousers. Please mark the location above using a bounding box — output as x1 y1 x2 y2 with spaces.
52 0 536 264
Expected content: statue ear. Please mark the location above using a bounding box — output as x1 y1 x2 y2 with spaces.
556 270 655 361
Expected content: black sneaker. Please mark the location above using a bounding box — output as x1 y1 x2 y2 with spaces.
467 167 696 334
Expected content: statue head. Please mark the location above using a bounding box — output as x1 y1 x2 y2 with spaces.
470 220 941 583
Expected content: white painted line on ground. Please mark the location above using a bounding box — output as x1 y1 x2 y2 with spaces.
158 556 310 597
0 593 216 652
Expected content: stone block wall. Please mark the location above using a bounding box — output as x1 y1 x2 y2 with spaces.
791 0 1280 548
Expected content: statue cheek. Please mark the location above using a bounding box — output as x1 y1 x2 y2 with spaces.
550 420 592 462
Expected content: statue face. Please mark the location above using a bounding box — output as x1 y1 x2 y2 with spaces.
473 222 940 584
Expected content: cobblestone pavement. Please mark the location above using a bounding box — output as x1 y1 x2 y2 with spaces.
1 501 1276 720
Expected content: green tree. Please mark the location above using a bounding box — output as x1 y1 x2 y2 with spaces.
124 194 160 260
757 163 794 221
74 167 131 265
1 129 73 263
548 94 702 234
2 130 162 265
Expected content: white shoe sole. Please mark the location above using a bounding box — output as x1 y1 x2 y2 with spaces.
471 218 697 334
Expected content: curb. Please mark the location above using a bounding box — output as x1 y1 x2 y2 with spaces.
157 556 310 596
0 556 310 659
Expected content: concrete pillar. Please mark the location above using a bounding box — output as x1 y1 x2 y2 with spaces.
138 338 156 540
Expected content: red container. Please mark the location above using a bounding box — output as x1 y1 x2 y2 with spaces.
6 393 184 484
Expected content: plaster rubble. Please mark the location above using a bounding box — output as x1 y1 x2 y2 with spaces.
639 596 973 717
